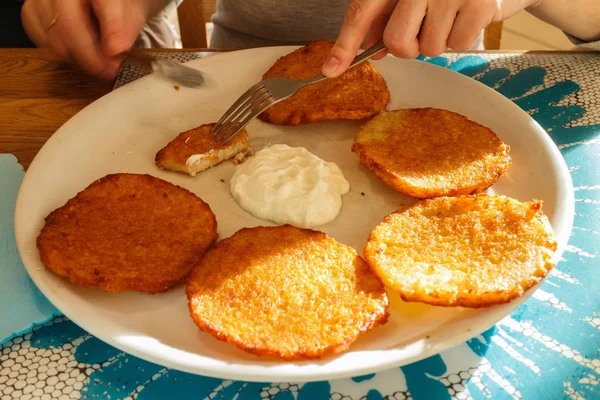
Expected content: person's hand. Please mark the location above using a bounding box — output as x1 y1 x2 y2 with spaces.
322 0 540 77
22 0 163 79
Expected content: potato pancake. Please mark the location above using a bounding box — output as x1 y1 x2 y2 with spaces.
259 40 390 125
364 195 557 308
352 108 511 198
156 123 251 176
186 225 389 360
37 173 218 293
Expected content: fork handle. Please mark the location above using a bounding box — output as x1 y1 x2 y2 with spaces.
304 40 387 85
349 40 387 69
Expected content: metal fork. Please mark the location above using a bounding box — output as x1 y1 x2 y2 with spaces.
211 40 387 144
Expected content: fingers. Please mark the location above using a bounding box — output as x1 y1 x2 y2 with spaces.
56 0 120 79
91 0 144 56
365 14 389 60
21 0 71 61
447 3 492 51
329 0 503 68
383 0 427 59
91 0 125 55
46 26 70 60
418 0 459 57
21 0 55 47
323 0 390 77
20 0 127 79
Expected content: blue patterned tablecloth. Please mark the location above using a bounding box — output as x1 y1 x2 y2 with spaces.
1 51 599 400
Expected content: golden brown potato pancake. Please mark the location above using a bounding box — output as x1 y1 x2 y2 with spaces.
259 40 390 125
352 108 511 199
186 225 389 360
364 195 557 308
37 173 218 293
155 123 251 176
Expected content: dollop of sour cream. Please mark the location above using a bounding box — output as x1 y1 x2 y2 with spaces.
230 144 350 228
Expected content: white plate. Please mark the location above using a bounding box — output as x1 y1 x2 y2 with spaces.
15 47 574 382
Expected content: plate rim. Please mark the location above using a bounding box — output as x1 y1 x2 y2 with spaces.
14 46 575 382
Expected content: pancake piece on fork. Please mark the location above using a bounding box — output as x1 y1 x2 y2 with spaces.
156 123 252 176
364 194 557 308
186 225 389 360
258 40 390 126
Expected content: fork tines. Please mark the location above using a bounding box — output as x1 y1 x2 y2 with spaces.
211 83 275 145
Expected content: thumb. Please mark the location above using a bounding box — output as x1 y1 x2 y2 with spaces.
91 0 146 56
323 0 389 78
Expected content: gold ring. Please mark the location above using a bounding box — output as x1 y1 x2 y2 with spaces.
46 12 59 31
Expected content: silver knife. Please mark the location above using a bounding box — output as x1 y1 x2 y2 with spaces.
128 52 208 89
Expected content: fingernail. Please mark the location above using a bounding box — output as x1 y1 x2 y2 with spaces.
322 56 340 77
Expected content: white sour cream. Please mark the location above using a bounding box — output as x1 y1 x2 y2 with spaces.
230 144 350 228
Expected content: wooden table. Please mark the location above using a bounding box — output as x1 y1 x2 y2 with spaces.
0 49 115 169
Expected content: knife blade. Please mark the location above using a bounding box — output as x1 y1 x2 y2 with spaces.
128 52 208 89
